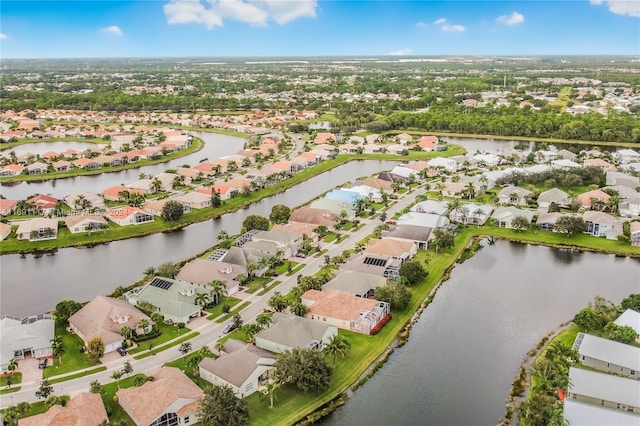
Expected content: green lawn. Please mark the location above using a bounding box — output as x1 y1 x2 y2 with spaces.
258 280 282 296
205 297 241 320
132 332 199 360
127 322 185 355
44 323 100 378
275 261 298 275
0 372 21 387
0 387 20 395
244 277 272 294
215 302 251 323
324 232 340 243
48 366 107 384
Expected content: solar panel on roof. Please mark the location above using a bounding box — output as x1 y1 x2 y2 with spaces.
150 277 174 290
364 257 387 267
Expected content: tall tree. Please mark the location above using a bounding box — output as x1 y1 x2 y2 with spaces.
269 204 292 224
209 280 227 305
35 378 54 399
274 347 332 393
50 335 64 366
86 337 105 363
54 300 82 325
198 384 249 426
323 334 351 367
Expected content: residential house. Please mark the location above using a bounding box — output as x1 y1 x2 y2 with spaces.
289 207 337 227
124 276 208 324
63 193 106 210
142 199 191 217
572 333 640 378
301 290 391 335
410 200 450 216
449 203 494 225
361 177 393 191
556 149 578 161
172 191 212 209
394 133 413 144
199 339 276 397
314 132 336 144
254 313 338 354
0 314 54 372
175 166 201 183
396 211 450 229
17 392 108 426
606 171 639 188
69 295 152 354
497 185 533 206
535 150 558 163
365 238 417 261
552 159 581 169
349 183 382 202
26 194 58 215
52 160 71 172
584 158 617 172
631 222 640 247
615 149 640 164
537 188 572 209
309 198 355 218
250 229 303 258
365 134 381 144
73 158 101 170
26 161 48 175
566 367 639 414
0 198 18 215
117 367 203 426
491 206 535 229
105 206 154 226
218 246 270 277
0 222 11 241
0 164 24 176
390 165 418 181
582 211 621 239
536 212 565 232
416 135 438 151
382 224 432 250
614 309 640 343
563 399 640 426
176 258 245 296
440 181 467 198
101 185 145 202
323 270 387 299
577 189 611 209
16 218 58 241
64 215 108 234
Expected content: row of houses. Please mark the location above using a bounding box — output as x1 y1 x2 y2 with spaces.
564 309 640 425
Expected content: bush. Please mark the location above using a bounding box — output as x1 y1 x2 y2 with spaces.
132 330 161 343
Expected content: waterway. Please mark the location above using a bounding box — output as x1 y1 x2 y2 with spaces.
0 132 246 200
0 160 398 316
5 141 100 157
323 241 640 426
442 136 622 155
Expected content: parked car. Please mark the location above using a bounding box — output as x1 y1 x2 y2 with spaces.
116 347 127 356
295 252 307 258
223 323 236 334
38 358 48 369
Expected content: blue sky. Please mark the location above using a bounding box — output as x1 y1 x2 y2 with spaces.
1 1 638 58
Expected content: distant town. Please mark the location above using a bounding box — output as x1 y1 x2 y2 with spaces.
0 56 639 426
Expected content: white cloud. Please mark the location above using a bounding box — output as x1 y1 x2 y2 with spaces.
496 11 525 25
416 21 427 29
163 0 317 29
0 33 7 39
441 24 465 32
433 18 447 25
388 48 412 56
100 25 123 36
590 0 640 17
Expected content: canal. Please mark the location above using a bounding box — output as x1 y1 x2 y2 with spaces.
323 241 640 426
0 159 399 316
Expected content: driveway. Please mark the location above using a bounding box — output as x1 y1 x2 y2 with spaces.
18 357 42 385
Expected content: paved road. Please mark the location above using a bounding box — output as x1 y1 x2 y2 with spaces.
0 184 424 408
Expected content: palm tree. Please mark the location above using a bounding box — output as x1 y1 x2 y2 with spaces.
150 312 163 331
198 345 214 359
256 313 273 329
217 229 229 242
111 369 124 390
7 358 18 376
323 334 351 367
137 319 149 335
120 326 132 340
261 381 280 409
151 177 162 194
50 336 64 366
472 208 485 225
215 342 225 356
246 262 258 281
242 323 263 342
464 182 476 200
187 353 204 375
209 280 227 305
143 266 156 278
195 292 210 308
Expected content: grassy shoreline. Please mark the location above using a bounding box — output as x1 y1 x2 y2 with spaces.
0 137 204 183
0 136 109 151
